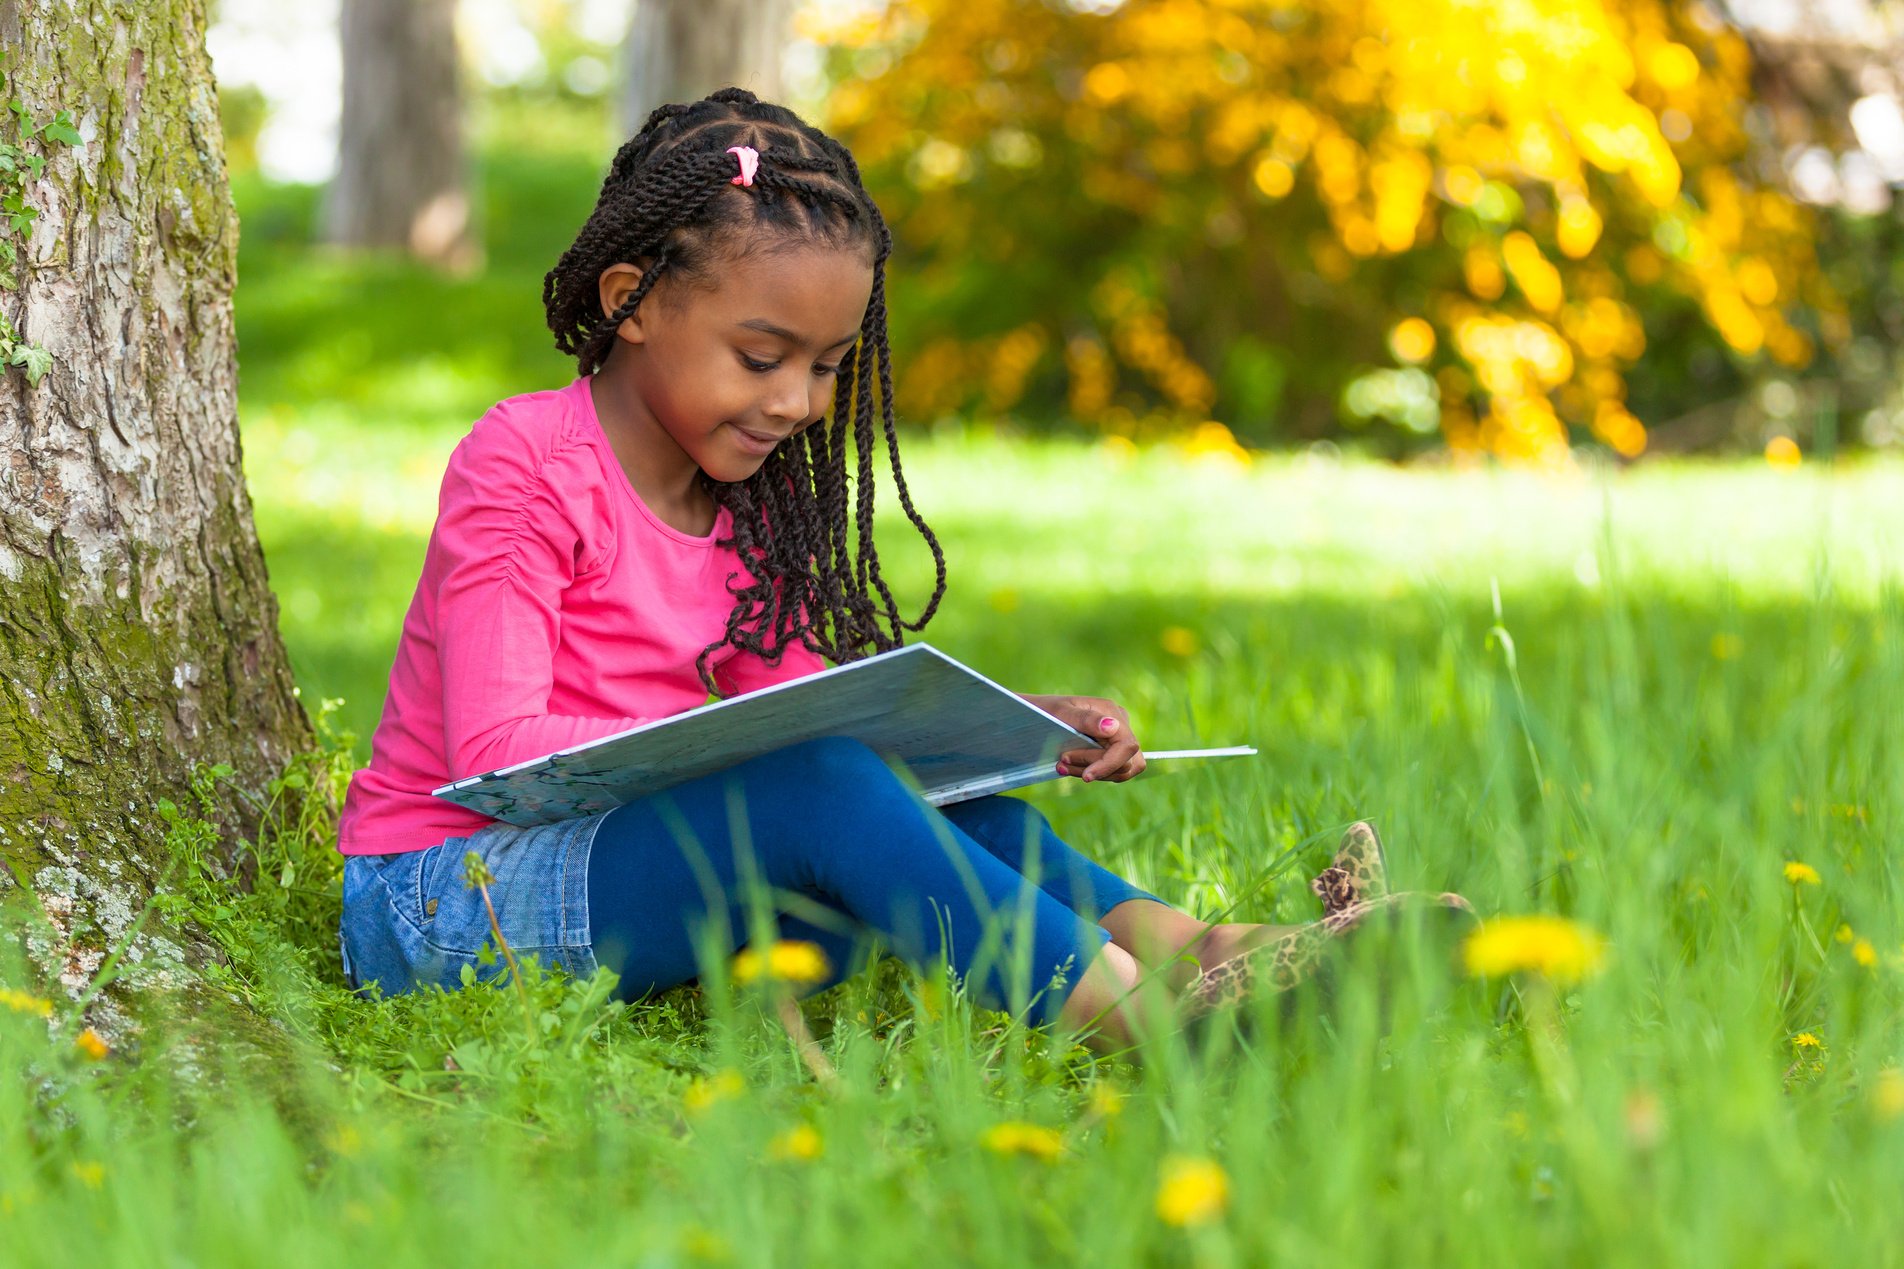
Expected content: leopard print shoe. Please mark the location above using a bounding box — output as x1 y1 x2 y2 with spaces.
1310 820 1391 916
1177 922 1332 1017
1176 889 1477 1026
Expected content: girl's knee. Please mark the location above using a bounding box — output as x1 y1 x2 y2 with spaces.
768 735 899 790
948 794 1047 842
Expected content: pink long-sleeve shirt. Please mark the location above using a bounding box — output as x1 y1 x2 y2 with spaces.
336 374 828 856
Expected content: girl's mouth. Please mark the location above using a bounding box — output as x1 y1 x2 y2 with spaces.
728 423 784 455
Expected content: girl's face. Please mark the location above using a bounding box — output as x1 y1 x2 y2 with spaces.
602 241 875 484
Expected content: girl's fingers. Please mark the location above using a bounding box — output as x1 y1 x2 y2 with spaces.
1079 739 1141 781
1054 701 1139 780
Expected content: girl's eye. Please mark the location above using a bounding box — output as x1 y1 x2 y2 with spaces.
740 353 843 377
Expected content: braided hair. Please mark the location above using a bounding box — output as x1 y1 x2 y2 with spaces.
543 87 947 696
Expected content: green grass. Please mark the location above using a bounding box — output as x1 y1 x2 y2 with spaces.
9 424 1902 1264
5 118 1904 1262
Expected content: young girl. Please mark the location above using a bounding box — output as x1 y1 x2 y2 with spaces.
335 88 1466 1051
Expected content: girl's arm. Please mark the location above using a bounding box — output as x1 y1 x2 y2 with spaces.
714 636 830 697
432 417 653 780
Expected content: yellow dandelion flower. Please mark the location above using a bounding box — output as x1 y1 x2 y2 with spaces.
679 1226 732 1261
1765 436 1801 468
1791 1032 1822 1049
1835 924 1855 944
767 1123 824 1161
1852 938 1877 968
1783 861 1821 886
980 1121 1065 1162
1622 1089 1664 1150
1462 915 1608 983
683 1068 745 1115
74 1028 109 1061
1156 1155 1230 1227
768 940 830 983
1875 1069 1904 1121
69 1161 104 1190
1709 632 1742 661
731 940 830 987
1160 626 1199 657
1088 1082 1126 1119
1 988 53 1017
910 978 945 1022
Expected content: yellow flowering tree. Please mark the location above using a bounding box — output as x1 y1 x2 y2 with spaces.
814 0 1841 461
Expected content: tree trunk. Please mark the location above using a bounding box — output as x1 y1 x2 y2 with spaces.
0 0 310 1024
620 0 796 133
323 0 477 271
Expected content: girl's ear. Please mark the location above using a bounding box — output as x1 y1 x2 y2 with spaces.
597 260 654 345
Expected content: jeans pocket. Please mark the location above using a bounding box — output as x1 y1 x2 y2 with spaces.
339 854 442 997
376 836 462 944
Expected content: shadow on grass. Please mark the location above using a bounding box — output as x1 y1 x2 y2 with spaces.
262 497 1900 894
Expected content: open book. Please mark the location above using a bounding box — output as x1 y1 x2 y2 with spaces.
433 642 1255 828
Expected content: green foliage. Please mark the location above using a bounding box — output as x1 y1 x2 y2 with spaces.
0 56 77 385
815 0 1837 462
145 698 359 998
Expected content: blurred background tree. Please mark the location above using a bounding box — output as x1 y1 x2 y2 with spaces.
325 0 476 270
208 0 1904 463
621 0 798 132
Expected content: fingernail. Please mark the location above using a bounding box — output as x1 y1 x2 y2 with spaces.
1100 717 1117 731
1082 773 1094 782
1055 761 1066 775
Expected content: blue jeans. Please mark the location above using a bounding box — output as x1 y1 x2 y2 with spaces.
339 736 1167 1026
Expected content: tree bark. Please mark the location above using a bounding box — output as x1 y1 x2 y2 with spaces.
0 0 310 1022
323 0 477 270
620 0 796 133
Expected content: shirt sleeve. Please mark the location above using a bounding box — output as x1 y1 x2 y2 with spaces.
433 418 650 780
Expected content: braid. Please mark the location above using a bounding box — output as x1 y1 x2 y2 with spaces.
541 87 947 696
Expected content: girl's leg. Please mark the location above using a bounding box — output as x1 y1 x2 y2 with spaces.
585 736 1167 1049
939 796 1300 990
935 795 1171 924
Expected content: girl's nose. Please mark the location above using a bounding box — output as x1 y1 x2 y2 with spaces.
763 371 813 426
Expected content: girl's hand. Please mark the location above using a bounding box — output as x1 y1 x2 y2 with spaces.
1017 693 1146 784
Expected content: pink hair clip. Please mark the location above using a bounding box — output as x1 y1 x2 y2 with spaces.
727 145 759 187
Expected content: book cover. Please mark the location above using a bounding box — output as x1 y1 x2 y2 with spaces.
433 642 1252 827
